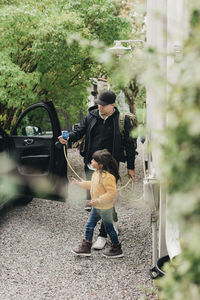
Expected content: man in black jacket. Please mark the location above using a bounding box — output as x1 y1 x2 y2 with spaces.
59 90 137 249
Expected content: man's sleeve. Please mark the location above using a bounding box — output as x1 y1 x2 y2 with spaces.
123 116 137 170
68 115 88 143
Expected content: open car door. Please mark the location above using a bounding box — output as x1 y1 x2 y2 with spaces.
8 101 68 202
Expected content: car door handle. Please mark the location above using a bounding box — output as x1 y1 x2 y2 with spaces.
24 139 34 145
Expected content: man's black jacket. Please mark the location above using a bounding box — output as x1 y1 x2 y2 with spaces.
69 106 137 169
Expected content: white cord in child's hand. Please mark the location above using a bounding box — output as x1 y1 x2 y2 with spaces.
71 177 80 185
90 199 99 206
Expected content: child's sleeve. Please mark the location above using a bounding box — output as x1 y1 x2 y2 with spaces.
78 180 91 190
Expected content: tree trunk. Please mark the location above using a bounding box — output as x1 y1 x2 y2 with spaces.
122 77 139 114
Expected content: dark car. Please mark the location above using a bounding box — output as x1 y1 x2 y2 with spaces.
0 101 68 209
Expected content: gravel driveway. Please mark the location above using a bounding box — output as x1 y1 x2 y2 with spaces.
0 141 155 300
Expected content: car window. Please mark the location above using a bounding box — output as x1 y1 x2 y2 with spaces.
15 107 53 137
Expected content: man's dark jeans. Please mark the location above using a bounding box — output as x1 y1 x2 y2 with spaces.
84 165 118 238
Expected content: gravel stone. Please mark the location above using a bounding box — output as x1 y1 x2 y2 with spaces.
0 141 155 300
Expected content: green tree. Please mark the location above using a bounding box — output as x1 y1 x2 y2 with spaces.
100 0 146 116
0 0 131 131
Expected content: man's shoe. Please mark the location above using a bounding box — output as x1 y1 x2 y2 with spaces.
71 239 92 256
84 200 92 212
102 243 123 258
92 236 107 250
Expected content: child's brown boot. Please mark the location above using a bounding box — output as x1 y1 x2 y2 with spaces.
102 243 123 258
72 239 92 256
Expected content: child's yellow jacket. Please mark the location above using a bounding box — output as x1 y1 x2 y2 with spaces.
79 170 117 209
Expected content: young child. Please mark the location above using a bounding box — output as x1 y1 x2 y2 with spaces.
71 149 123 258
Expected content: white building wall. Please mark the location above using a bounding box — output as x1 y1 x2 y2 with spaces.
146 0 188 262
146 0 167 175
165 0 187 259
146 0 168 261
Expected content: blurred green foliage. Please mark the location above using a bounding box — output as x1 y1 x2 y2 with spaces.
136 107 145 124
155 3 200 299
0 153 19 208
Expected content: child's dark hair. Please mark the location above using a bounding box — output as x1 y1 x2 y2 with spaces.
92 149 120 182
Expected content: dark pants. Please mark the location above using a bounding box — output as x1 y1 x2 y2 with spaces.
85 207 119 245
84 165 118 238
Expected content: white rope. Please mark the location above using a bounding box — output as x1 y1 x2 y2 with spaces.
63 145 132 192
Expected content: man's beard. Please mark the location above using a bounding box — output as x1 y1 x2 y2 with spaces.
100 110 114 117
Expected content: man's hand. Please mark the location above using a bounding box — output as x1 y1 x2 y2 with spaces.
58 135 69 144
128 169 135 181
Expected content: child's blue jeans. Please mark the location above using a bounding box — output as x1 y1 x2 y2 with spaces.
85 207 119 245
